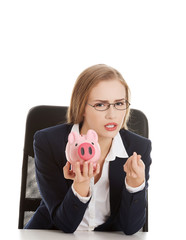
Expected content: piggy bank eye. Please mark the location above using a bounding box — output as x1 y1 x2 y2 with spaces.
75 143 78 147
91 142 94 145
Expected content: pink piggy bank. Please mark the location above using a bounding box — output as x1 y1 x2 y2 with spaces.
65 129 101 172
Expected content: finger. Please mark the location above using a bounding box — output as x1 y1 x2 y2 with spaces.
74 162 82 179
128 153 138 178
82 162 88 177
63 161 70 170
124 154 136 177
127 154 134 177
137 154 141 160
123 162 129 173
63 161 71 175
96 163 100 174
88 162 94 177
63 162 75 179
137 155 144 168
131 152 138 171
137 154 141 163
93 163 100 176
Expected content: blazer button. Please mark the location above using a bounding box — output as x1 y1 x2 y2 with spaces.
134 199 139 203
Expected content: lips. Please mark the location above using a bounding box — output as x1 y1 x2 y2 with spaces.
104 123 118 131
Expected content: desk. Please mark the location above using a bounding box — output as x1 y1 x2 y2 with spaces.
8 230 180 240
18 230 146 240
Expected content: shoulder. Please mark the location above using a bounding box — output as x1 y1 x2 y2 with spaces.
33 123 73 167
34 123 73 147
120 129 151 144
35 123 72 137
119 129 152 156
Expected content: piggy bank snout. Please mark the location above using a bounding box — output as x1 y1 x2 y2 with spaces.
78 142 95 160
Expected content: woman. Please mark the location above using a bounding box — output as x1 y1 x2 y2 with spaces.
25 64 152 235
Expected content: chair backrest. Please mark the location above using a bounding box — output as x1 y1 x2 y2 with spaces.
18 105 149 231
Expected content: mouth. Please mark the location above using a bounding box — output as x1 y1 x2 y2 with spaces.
104 123 118 131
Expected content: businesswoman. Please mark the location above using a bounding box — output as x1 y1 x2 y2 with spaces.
25 64 152 235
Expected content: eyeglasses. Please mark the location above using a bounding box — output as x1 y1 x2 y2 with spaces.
87 100 130 111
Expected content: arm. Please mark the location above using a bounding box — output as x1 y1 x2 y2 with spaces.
119 140 152 235
34 131 90 233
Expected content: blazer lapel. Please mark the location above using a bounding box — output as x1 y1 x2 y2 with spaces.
109 157 128 214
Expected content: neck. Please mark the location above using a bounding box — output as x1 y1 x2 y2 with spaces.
98 136 113 162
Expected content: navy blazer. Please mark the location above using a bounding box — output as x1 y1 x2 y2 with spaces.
25 123 152 235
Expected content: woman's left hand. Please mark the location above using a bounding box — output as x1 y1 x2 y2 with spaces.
123 152 145 188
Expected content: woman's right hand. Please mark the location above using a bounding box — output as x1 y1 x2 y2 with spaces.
63 161 100 197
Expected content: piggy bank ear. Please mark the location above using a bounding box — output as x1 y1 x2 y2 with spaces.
86 129 98 142
68 131 79 144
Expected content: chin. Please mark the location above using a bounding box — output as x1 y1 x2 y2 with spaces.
99 130 119 140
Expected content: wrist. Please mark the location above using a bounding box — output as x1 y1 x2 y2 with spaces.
126 176 145 188
73 180 90 197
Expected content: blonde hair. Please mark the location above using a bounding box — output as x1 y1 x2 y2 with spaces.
67 64 131 129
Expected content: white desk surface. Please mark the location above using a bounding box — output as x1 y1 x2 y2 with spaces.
8 230 180 240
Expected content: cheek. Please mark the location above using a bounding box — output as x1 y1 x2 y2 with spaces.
83 108 91 119
83 108 99 126
121 111 126 120
84 106 100 120
119 111 126 125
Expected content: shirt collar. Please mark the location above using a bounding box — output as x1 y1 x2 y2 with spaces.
105 131 128 161
71 124 80 133
71 124 128 162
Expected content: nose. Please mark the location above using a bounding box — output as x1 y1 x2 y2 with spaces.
78 143 95 160
105 105 116 119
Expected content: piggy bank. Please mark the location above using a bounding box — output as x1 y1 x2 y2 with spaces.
65 129 101 172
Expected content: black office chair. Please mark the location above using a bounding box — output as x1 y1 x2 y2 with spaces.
18 105 149 231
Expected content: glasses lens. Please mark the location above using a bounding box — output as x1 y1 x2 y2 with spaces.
115 101 130 110
94 103 108 111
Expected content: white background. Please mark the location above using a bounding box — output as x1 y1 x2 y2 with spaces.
0 0 186 235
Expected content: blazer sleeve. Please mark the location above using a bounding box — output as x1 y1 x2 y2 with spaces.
118 139 152 235
33 130 89 233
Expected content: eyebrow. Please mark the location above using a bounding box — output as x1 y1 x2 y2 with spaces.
92 98 125 103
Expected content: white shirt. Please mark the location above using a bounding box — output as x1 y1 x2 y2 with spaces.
70 124 145 231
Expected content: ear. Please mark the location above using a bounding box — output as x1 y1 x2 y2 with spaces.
86 129 98 142
68 131 79 144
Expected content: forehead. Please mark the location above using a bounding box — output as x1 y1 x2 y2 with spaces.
88 79 126 101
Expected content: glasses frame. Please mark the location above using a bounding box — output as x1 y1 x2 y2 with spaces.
87 100 131 111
